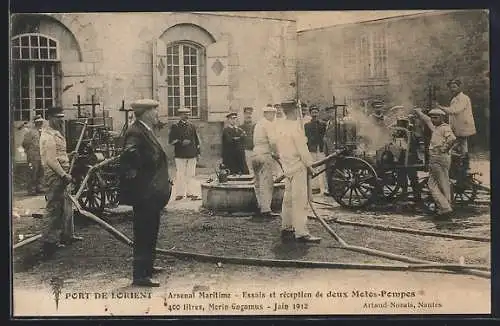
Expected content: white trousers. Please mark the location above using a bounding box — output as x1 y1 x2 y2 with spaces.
281 166 310 238
252 154 275 213
310 151 326 193
244 150 255 175
174 158 197 197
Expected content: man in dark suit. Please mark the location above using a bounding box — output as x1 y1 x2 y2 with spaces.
119 99 172 287
304 106 327 194
222 112 249 175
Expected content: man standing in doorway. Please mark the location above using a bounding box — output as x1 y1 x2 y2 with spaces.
222 112 248 175
252 106 279 219
304 106 327 194
22 114 45 195
437 79 476 158
239 107 256 175
120 99 172 287
168 108 201 201
39 107 83 253
276 99 321 243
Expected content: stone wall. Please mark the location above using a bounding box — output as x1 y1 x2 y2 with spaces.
298 10 490 150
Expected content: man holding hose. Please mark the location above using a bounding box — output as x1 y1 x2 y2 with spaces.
275 100 321 243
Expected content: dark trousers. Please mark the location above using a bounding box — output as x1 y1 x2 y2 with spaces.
27 159 43 193
132 201 162 280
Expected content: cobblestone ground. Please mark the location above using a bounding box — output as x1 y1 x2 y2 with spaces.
11 159 491 315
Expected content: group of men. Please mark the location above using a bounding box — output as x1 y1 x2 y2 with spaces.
18 77 477 287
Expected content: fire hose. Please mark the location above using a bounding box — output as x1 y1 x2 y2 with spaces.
15 152 490 279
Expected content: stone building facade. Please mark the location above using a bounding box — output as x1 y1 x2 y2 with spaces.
297 10 490 150
10 12 297 165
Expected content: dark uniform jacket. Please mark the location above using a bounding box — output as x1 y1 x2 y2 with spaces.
168 120 200 158
323 119 338 155
119 121 172 207
304 119 326 153
239 122 256 151
222 125 249 174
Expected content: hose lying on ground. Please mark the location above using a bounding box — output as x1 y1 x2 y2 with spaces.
14 152 490 280
310 201 491 243
70 195 490 278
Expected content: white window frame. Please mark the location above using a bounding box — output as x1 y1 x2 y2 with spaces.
11 33 60 62
166 41 202 119
342 28 388 82
11 33 60 121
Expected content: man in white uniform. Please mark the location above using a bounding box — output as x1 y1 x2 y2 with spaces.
437 79 476 156
276 100 321 243
252 106 279 218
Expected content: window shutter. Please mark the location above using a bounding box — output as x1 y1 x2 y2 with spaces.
153 39 168 119
206 40 230 122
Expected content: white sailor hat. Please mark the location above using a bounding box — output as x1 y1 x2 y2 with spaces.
262 106 277 113
428 108 446 116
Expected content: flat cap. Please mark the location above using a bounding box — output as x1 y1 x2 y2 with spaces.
226 112 238 118
33 114 44 122
262 106 276 113
428 108 446 116
178 108 191 113
243 107 254 113
446 79 461 88
309 105 319 112
130 99 159 112
46 106 64 117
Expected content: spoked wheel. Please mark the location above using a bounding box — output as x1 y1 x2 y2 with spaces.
452 175 480 205
104 174 120 208
418 176 454 213
78 172 106 213
378 168 403 201
329 157 378 208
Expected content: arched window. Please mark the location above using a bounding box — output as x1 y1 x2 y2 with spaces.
11 33 61 121
166 42 202 118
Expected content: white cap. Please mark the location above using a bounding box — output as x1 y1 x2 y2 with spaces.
262 106 276 113
428 108 446 116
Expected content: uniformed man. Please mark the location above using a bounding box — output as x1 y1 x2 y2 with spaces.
239 107 256 175
437 79 476 157
39 107 83 252
252 106 279 218
276 100 321 243
413 108 457 217
304 106 327 194
22 115 44 195
168 108 201 201
120 99 172 287
222 112 249 175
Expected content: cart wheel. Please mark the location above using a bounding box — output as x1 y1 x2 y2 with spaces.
378 169 402 201
329 157 378 208
418 176 455 213
105 178 120 208
452 175 478 205
78 172 106 213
